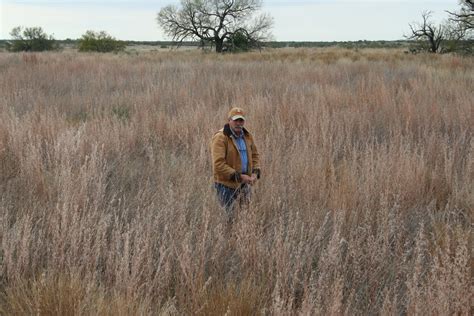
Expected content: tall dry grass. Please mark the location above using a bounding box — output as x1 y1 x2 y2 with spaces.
0 48 472 315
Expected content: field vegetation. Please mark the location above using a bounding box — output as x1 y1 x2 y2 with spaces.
0 39 412 53
0 48 472 314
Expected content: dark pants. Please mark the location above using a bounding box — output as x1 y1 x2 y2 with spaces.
214 183 251 222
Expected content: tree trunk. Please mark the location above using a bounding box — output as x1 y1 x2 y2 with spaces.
215 38 224 53
428 36 441 53
429 36 437 53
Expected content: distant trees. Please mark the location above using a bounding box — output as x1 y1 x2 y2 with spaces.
407 11 445 53
447 0 473 32
156 0 273 53
78 31 125 53
6 26 57 52
445 1 473 53
407 2 473 54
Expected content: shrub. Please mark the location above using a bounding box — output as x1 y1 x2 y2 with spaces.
225 30 259 52
78 30 125 53
6 26 57 52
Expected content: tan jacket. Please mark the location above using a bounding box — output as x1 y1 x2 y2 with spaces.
211 124 260 189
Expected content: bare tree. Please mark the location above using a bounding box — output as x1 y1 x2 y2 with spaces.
444 1 473 54
156 0 273 53
406 11 445 53
447 0 473 31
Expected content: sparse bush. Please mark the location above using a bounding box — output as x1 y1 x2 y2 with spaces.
225 30 258 52
6 26 57 52
78 30 125 53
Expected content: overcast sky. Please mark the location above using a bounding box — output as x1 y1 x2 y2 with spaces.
0 0 460 41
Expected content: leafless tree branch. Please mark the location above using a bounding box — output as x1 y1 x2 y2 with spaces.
157 0 273 52
406 11 445 53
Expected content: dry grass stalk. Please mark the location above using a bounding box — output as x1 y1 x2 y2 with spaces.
0 48 471 314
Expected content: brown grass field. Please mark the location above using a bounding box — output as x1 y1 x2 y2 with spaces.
0 48 472 315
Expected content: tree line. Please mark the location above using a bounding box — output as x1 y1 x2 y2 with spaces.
3 0 473 54
5 28 125 53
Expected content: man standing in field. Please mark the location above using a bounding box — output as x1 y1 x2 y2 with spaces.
211 107 261 221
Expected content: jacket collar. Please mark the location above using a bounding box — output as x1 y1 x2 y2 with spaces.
223 123 249 138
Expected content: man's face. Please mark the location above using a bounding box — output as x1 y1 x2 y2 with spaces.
229 118 245 133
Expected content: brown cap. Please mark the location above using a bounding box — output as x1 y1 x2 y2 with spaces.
228 107 245 120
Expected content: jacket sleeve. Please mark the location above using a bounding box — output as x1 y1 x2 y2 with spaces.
211 133 240 181
251 138 261 178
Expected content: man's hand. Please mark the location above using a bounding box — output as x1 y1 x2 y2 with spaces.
241 174 255 185
250 174 258 183
241 174 258 185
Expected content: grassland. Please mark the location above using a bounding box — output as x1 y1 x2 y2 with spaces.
0 48 472 315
